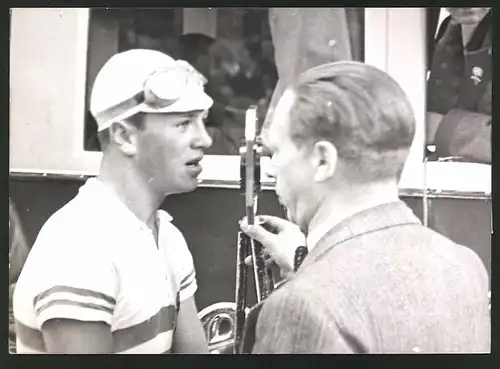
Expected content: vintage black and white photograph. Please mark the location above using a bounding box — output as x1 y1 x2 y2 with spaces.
9 7 491 354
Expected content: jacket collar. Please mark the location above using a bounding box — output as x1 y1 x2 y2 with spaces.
439 10 492 52
296 200 421 274
466 9 492 52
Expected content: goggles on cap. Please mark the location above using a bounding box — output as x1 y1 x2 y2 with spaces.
95 60 208 125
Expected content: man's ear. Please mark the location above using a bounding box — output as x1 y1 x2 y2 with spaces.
312 141 338 182
108 121 138 156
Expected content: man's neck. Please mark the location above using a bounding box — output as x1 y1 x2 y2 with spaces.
97 156 163 229
307 181 400 239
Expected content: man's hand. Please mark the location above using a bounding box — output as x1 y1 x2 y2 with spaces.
240 215 306 278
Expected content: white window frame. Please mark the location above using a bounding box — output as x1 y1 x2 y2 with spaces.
9 8 490 198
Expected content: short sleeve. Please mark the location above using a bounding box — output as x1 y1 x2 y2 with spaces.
162 222 198 302
175 233 198 302
31 230 118 328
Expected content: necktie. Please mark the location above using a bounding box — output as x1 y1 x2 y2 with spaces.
294 245 309 272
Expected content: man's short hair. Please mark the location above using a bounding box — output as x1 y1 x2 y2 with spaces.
288 61 416 182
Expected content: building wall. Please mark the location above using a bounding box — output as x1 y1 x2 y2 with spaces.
9 177 491 310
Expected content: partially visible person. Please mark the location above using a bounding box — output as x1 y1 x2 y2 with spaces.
426 7 491 163
204 38 277 155
264 8 364 129
9 198 31 353
240 61 490 353
177 33 228 151
178 33 215 81
14 49 212 354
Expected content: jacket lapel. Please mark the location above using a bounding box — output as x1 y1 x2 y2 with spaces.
465 9 491 52
297 201 422 274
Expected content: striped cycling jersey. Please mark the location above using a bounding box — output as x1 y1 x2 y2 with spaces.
13 178 197 354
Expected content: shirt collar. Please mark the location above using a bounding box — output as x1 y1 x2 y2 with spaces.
299 201 421 274
306 218 335 252
79 178 174 231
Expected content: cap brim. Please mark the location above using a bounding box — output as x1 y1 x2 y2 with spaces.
140 90 213 114
96 90 213 132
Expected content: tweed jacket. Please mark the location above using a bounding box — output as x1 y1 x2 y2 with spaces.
247 201 490 353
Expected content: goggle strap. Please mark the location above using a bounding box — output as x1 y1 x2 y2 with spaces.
94 91 145 126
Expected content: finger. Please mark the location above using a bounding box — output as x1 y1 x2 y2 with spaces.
239 222 274 246
255 215 295 231
280 268 294 280
244 254 274 267
244 255 252 266
239 217 249 228
240 216 268 228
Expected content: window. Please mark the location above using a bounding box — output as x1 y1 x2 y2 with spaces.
84 8 365 156
84 8 183 151
12 8 445 193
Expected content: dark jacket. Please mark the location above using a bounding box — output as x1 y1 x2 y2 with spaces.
427 10 492 163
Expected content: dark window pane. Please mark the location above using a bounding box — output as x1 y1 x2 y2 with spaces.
84 8 365 155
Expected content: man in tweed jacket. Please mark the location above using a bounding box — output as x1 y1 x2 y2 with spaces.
240 61 490 353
